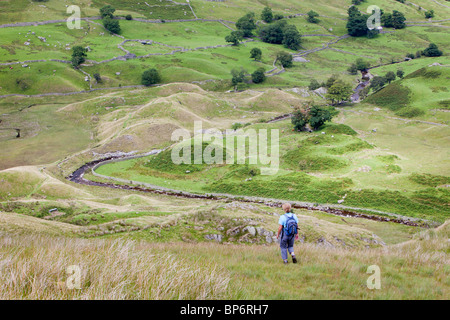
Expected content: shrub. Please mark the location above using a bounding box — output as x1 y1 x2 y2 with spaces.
231 123 244 130
422 43 443 57
71 46 87 68
100 5 115 19
141 68 161 86
395 107 425 118
93 73 102 83
366 82 410 110
125 14 133 20
250 47 262 61
282 25 302 50
291 108 309 131
236 12 257 37
308 79 321 90
261 7 273 23
309 105 333 130
425 10 434 19
103 17 121 34
409 173 450 187
347 63 358 75
251 68 266 84
225 31 244 46
259 20 286 44
276 51 293 68
307 10 320 23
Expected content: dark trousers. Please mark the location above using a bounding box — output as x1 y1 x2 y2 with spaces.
280 235 295 260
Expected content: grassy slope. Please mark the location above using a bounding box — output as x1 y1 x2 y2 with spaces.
0 212 447 299
96 114 449 222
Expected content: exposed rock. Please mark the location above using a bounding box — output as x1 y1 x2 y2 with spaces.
226 226 240 236
293 56 309 62
256 227 273 237
243 226 256 236
205 234 222 242
316 236 335 248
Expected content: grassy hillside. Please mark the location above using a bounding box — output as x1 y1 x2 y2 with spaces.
0 215 447 299
95 116 449 222
366 65 450 119
1 0 448 95
0 0 448 301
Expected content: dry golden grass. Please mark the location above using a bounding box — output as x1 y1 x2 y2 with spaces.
0 234 237 300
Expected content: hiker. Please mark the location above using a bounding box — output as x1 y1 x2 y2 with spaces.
276 203 299 264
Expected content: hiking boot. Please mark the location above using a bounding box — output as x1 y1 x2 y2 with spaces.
292 255 297 264
283 260 288 264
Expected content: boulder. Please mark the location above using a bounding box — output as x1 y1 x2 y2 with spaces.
243 226 256 236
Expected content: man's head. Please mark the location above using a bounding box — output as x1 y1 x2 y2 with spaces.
282 203 291 213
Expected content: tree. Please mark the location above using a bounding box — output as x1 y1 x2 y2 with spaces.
370 76 386 92
276 51 293 68
422 43 443 57
348 6 360 18
261 7 273 23
291 107 309 131
425 10 434 19
282 25 302 50
307 10 319 23
93 73 102 83
308 79 321 90
348 63 358 75
71 46 87 68
225 31 244 46
231 68 247 87
381 13 393 27
385 71 396 84
326 80 353 105
250 47 262 61
396 69 404 79
347 10 369 37
273 13 284 21
392 10 406 29
141 68 161 86
325 74 338 88
236 12 257 37
100 5 115 19
259 20 286 44
309 105 333 130
355 58 370 71
103 17 121 34
367 28 380 39
251 68 266 83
